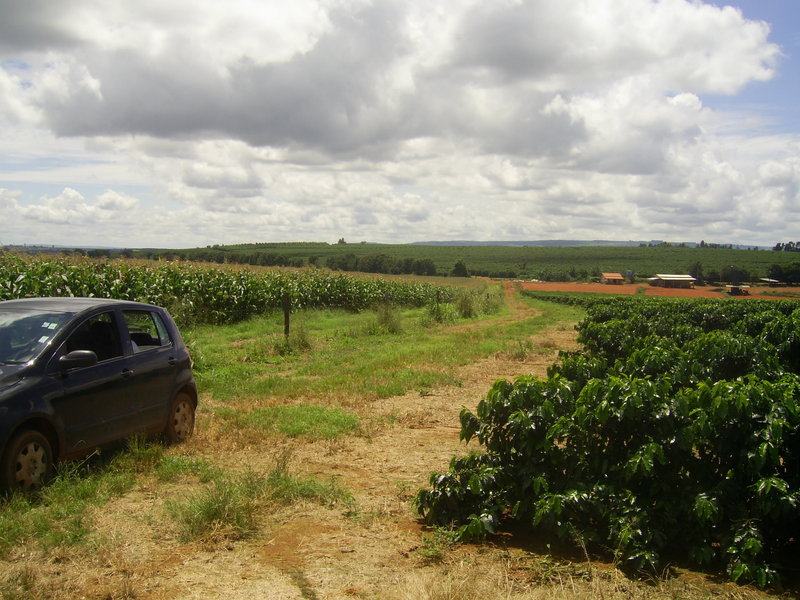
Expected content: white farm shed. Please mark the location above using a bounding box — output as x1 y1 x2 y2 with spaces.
648 274 696 289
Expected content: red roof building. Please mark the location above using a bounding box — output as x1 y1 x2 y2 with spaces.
601 272 624 284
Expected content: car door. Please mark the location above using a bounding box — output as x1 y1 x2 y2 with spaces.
49 310 144 453
119 309 180 431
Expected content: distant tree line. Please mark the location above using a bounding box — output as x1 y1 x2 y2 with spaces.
773 241 800 252
697 240 746 249
133 248 450 276
688 261 800 285
325 253 438 276
644 241 761 250
136 249 305 267
688 262 764 285
767 262 800 284
642 241 743 249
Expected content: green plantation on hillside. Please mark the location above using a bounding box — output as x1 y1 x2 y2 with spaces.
133 242 800 282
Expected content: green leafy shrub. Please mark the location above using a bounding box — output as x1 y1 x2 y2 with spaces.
417 296 800 588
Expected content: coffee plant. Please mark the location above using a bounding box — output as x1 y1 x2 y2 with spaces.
417 296 800 587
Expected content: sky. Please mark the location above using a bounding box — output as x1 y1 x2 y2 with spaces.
0 0 799 249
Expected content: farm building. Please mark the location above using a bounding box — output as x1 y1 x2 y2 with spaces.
601 272 624 284
649 274 696 289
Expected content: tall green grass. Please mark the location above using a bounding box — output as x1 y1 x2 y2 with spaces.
241 405 360 439
167 452 352 542
189 293 583 413
0 450 139 558
0 438 349 555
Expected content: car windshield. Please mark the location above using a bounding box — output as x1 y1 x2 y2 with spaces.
0 308 73 364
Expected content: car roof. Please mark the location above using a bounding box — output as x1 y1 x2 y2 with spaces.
0 297 159 313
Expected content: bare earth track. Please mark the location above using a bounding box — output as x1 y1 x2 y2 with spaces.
2 286 781 599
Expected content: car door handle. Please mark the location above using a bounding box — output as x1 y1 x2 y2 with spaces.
121 368 135 378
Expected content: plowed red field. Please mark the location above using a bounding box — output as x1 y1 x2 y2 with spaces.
508 281 799 299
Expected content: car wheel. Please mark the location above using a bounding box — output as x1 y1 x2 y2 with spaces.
164 393 195 443
1 430 54 492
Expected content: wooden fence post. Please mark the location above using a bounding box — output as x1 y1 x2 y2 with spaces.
283 293 291 337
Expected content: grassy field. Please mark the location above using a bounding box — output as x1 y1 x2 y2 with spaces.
0 290 785 599
134 241 800 281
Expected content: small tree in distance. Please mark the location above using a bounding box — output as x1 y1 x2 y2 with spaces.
452 260 469 277
688 261 704 285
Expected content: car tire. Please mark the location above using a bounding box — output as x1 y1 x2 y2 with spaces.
164 392 195 443
1 430 54 492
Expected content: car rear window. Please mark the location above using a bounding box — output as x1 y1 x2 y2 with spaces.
0 309 73 364
122 310 173 352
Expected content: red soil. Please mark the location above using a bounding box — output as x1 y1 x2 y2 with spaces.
507 281 800 299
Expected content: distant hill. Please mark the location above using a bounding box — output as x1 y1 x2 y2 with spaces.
119 240 789 281
8 240 782 282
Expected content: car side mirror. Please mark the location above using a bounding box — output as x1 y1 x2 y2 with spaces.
59 350 98 370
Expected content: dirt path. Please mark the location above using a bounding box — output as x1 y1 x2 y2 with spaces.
174 284 577 599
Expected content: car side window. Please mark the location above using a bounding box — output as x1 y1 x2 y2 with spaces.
122 310 172 352
64 312 123 362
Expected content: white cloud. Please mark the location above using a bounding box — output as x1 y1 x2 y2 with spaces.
0 0 797 247
96 189 139 211
21 188 93 224
0 188 22 211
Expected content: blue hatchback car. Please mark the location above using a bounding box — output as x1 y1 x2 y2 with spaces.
0 297 198 491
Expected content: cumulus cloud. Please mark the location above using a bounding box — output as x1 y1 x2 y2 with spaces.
0 0 79 52
18 187 139 225
0 188 22 211
7 1 779 152
96 189 139 211
0 0 797 247
21 188 92 224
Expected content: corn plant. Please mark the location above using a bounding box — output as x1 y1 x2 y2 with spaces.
0 253 458 325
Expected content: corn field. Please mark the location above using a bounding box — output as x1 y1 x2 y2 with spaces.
0 253 455 325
